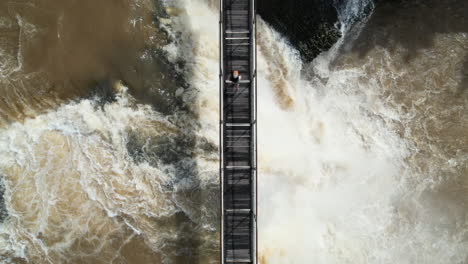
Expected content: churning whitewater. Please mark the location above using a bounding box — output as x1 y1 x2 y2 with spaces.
0 0 467 263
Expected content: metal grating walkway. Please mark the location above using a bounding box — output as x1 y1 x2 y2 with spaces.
220 0 257 263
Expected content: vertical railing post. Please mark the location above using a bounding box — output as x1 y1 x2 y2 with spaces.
249 0 258 264
219 0 224 263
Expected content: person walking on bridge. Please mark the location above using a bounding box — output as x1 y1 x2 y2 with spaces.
230 70 242 91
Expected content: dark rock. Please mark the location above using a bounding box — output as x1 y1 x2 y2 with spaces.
258 0 342 62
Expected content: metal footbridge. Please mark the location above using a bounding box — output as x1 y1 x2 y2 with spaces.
219 0 257 263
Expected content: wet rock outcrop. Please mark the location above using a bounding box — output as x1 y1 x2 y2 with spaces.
258 0 342 62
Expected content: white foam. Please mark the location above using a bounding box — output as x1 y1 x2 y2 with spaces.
0 0 466 262
165 0 468 263
0 88 189 261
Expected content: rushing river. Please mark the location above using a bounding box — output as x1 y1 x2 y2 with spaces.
0 0 467 263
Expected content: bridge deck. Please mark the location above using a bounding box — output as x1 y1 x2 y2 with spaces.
220 0 257 263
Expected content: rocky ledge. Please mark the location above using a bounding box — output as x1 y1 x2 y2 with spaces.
257 0 342 62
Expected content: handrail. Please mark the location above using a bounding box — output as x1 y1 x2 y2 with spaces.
219 0 225 263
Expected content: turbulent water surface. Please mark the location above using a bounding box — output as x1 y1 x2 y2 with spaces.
0 0 467 263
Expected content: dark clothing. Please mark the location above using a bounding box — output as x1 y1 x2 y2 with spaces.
230 75 241 83
229 73 242 91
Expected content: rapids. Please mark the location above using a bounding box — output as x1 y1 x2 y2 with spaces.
0 0 467 263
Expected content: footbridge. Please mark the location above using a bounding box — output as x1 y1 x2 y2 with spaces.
219 0 257 263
